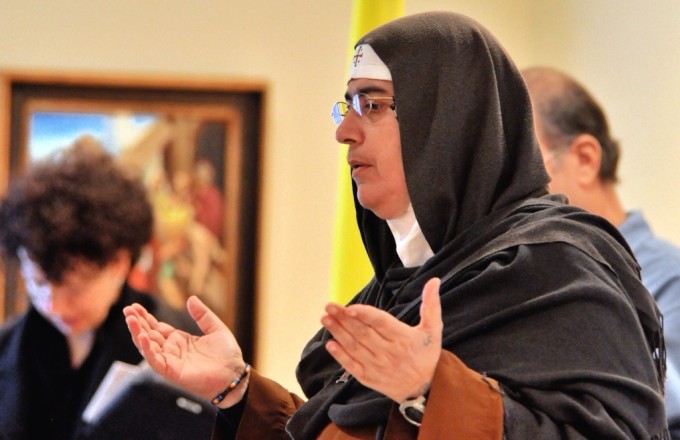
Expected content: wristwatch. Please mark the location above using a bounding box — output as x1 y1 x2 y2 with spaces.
398 394 427 427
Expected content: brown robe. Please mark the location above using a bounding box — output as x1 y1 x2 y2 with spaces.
232 351 503 439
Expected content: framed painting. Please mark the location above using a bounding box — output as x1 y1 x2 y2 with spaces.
0 71 265 362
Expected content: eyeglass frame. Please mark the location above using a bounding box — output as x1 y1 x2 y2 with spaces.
331 93 397 125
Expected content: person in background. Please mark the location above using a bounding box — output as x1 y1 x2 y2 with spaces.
0 136 198 439
522 66 680 438
124 12 668 439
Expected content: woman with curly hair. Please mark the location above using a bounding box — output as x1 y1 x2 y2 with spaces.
0 136 198 439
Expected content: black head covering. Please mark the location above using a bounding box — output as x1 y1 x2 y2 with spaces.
289 11 666 439
351 12 550 280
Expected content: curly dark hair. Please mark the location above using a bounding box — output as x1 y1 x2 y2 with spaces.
0 136 153 283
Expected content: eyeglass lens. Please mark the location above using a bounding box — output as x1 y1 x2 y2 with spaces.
331 94 394 125
331 102 348 125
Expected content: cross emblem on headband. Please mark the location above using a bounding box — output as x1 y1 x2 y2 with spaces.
353 46 364 67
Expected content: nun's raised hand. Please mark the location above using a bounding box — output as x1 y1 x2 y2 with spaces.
321 277 442 403
124 295 247 407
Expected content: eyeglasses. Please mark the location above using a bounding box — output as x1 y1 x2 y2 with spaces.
331 93 396 125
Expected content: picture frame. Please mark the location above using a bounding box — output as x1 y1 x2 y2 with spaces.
0 70 265 362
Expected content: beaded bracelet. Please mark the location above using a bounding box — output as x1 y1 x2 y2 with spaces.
211 363 251 406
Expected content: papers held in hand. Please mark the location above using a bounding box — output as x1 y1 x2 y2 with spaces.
82 360 217 439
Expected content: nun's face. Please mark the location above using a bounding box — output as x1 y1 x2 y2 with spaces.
335 79 410 220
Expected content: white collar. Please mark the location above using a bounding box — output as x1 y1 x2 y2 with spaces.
67 331 95 368
386 204 434 268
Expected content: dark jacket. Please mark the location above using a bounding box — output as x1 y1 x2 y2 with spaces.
0 284 199 440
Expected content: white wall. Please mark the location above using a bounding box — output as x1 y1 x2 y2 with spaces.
1 0 679 395
525 0 680 248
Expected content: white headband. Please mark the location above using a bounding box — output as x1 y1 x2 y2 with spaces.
348 44 392 81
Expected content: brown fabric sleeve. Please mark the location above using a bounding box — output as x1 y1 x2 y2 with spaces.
233 369 305 440
230 351 502 439
417 350 504 439
315 415 417 440
316 350 503 440
317 423 382 439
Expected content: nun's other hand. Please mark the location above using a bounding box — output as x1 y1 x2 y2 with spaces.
321 277 442 402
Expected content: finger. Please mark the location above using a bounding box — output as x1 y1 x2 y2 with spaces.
124 314 144 351
323 304 382 356
144 327 170 348
187 295 229 335
126 309 179 371
341 303 406 342
124 308 173 349
125 303 150 320
418 278 442 332
137 331 170 373
123 304 146 330
140 306 162 330
126 303 162 335
157 321 178 338
122 304 137 319
325 339 366 378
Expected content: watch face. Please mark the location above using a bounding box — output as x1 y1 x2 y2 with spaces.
399 395 426 426
404 406 424 424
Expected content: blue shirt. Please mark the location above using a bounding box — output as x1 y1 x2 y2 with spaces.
620 210 680 431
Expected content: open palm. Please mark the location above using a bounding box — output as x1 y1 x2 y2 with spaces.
124 295 245 401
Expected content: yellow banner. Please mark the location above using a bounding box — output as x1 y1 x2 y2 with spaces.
330 0 404 304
